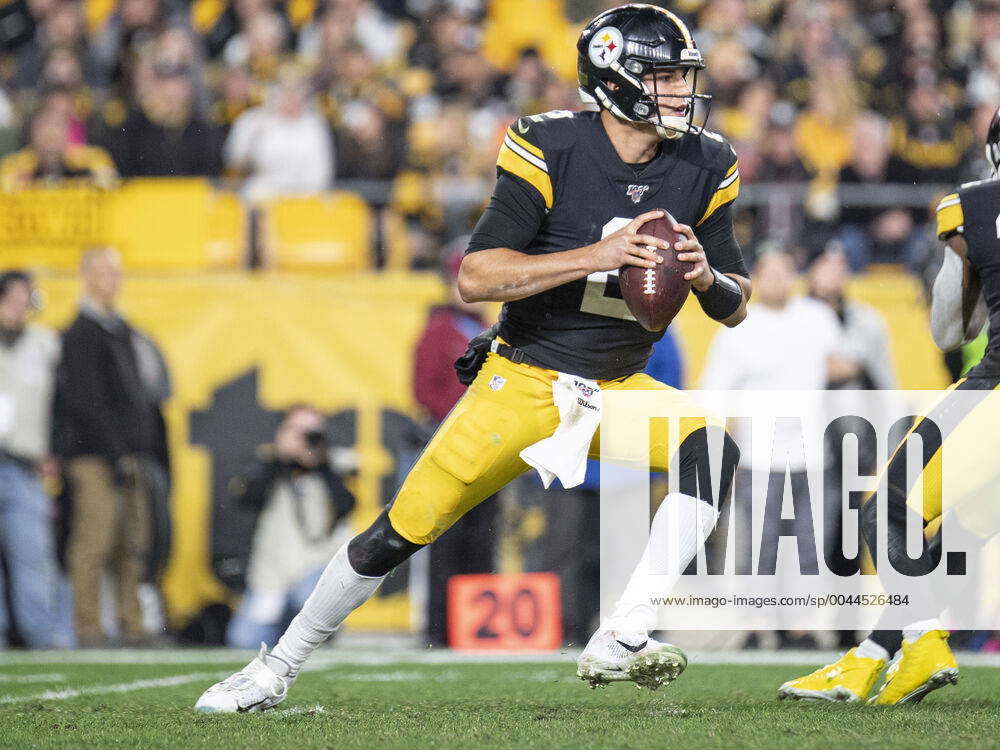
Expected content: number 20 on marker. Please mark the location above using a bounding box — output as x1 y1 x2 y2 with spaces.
447 572 562 650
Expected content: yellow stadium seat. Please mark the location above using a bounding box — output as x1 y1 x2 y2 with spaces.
109 178 219 271
206 191 248 269
260 191 372 273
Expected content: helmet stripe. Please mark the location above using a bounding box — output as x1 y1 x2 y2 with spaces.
659 7 695 49
632 3 696 49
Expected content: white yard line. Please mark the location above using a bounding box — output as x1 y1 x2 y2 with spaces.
0 673 66 683
334 669 465 682
0 649 579 666
269 704 326 717
2 647 1000 670
0 670 230 704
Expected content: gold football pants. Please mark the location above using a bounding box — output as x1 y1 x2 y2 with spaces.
388 352 712 545
880 376 1000 536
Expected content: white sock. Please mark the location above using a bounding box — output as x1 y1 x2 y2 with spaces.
855 638 889 662
603 493 719 635
270 543 384 674
903 618 941 643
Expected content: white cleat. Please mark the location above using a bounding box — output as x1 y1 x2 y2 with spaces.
577 630 687 690
194 644 295 713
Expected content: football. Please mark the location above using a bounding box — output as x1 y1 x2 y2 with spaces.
619 210 693 332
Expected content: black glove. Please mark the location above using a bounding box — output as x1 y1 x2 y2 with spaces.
454 322 500 386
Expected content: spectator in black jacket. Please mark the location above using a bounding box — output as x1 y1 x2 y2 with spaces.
835 111 924 270
102 32 222 177
55 247 171 647
226 404 355 649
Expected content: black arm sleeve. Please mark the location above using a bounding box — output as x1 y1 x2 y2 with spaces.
698 201 748 277
466 169 547 253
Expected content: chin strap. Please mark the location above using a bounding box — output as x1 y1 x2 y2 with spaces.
653 120 688 140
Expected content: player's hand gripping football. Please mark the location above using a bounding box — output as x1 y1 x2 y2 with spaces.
672 223 713 292
588 210 669 272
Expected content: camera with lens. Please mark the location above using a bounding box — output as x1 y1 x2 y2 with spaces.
303 429 327 448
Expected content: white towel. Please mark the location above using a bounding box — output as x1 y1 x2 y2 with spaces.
520 373 602 489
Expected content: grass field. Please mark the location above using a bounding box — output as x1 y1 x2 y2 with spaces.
1 649 999 749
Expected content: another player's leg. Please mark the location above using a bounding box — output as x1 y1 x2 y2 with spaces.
869 626 958 705
195 353 556 712
778 556 959 703
777 641 888 702
777 503 913 702
780 382 994 703
866 383 1000 704
779 443 943 703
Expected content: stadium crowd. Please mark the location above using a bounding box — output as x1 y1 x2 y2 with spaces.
0 0 997 268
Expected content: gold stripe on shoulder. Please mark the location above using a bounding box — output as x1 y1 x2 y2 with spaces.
697 174 740 226
506 128 544 160
497 143 553 209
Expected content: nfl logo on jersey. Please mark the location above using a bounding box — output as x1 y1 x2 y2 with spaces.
627 184 649 203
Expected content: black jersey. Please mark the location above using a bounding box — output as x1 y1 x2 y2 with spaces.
466 109 746 380
936 178 1000 377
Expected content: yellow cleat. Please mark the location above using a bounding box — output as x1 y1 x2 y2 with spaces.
869 630 959 705
778 649 885 702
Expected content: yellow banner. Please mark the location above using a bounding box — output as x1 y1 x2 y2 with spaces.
37 272 445 631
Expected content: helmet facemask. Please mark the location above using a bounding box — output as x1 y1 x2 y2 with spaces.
624 59 712 139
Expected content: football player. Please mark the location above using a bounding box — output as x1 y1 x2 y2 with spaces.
195 3 750 712
779 106 1000 706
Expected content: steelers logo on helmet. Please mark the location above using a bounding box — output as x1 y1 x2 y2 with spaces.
588 26 624 69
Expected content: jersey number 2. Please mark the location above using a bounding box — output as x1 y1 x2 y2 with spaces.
579 217 637 321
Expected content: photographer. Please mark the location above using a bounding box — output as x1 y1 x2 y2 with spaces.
226 404 356 649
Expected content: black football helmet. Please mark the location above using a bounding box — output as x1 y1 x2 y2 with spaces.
577 3 710 140
987 105 1000 177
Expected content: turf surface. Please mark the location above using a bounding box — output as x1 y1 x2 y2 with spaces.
1 652 998 749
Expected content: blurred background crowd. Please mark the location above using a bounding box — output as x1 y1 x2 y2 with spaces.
0 0 997 268
3 0 1000 653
